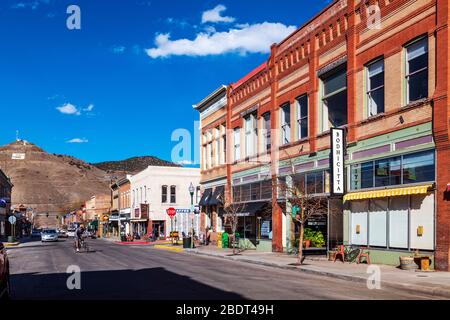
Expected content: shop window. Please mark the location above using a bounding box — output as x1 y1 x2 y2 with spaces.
350 200 368 246
259 219 272 240
262 112 271 153
406 37 428 103
306 171 324 195
261 180 272 200
375 156 401 187
234 128 241 161
296 94 308 140
368 199 387 247
251 183 261 201
241 184 251 202
233 186 241 203
280 103 291 145
351 161 374 190
410 193 434 250
321 65 348 131
170 185 176 203
389 196 409 249
402 151 435 184
161 186 167 203
293 173 306 195
366 59 385 116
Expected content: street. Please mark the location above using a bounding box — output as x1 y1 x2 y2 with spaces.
6 238 440 300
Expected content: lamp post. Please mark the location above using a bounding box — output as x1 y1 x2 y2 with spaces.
189 182 195 249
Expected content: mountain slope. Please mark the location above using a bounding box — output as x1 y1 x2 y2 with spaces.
0 140 111 220
93 156 180 174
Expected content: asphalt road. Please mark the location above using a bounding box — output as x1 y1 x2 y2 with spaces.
6 238 439 300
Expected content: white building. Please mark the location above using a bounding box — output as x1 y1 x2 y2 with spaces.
129 166 201 239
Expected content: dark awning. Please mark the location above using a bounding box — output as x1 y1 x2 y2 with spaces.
234 201 269 217
199 188 212 206
208 186 225 206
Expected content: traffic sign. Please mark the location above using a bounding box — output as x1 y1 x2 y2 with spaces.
8 216 17 225
166 207 177 218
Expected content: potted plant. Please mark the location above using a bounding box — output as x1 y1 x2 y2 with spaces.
303 228 314 248
311 230 325 248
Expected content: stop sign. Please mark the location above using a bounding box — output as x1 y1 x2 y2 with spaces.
166 207 177 218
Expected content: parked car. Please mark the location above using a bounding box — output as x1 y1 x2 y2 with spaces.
41 229 58 242
31 229 42 238
0 242 10 300
57 229 68 238
67 229 76 238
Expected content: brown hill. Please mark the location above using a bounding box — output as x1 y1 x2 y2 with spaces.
0 140 112 226
92 156 180 175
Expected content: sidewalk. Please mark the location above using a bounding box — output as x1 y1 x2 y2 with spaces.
98 237 171 246
184 246 450 299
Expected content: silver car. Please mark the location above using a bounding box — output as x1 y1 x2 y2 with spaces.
41 229 58 242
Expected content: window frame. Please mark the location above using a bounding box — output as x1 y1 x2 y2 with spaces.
234 127 241 162
170 185 176 203
366 58 385 117
405 36 429 104
161 185 168 203
296 94 308 140
262 112 271 153
280 103 291 145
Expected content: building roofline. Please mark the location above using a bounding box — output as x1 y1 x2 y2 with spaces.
193 85 227 111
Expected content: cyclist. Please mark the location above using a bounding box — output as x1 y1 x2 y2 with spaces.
75 225 85 252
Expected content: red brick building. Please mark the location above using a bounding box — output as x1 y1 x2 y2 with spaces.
196 0 450 270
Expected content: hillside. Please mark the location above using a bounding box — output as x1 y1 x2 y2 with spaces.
0 140 112 226
93 156 180 174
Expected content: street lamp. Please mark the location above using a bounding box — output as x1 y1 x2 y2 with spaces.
189 182 195 249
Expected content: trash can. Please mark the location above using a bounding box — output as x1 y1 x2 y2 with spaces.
7 236 15 243
183 237 191 248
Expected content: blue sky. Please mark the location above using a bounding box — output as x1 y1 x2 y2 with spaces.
0 0 332 164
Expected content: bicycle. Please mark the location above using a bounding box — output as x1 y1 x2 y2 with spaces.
74 237 90 253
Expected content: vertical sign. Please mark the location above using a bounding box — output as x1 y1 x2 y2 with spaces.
330 128 345 196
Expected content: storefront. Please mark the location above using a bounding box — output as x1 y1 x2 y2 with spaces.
344 149 436 266
152 220 166 239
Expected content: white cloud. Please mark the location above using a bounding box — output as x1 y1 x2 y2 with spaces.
111 46 126 54
56 103 80 115
201 4 235 24
83 104 94 112
10 0 50 10
146 22 296 58
67 138 88 144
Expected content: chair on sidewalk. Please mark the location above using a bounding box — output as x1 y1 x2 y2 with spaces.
334 245 345 263
357 247 371 264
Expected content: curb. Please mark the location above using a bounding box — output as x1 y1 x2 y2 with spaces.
187 250 450 299
154 245 184 252
3 242 20 247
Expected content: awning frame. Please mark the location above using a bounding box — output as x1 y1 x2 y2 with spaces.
343 184 433 202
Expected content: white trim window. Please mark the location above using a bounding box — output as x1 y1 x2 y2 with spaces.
281 103 291 145
366 59 385 116
321 65 347 131
296 94 308 140
262 112 271 153
245 113 257 157
406 37 428 103
234 127 241 162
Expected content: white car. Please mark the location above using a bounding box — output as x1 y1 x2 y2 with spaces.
41 229 58 242
67 229 76 237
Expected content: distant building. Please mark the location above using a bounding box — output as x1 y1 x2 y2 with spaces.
0 169 13 239
108 176 131 239
129 166 200 239
84 194 111 235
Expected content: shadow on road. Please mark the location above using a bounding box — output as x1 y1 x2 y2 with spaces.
10 267 245 300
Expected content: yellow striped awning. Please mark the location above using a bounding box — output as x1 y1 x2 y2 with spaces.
343 184 432 202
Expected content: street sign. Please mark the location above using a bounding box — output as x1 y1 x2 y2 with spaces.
330 127 345 196
8 216 17 225
166 207 177 218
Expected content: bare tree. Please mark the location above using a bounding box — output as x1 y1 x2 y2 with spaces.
219 193 246 255
276 176 328 265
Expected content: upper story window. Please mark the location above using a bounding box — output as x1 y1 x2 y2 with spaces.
245 113 257 157
296 94 308 140
321 65 347 131
170 185 176 203
262 112 271 153
406 37 428 103
280 103 291 145
234 128 241 162
366 59 385 116
161 185 168 203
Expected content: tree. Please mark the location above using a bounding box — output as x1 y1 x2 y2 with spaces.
276 176 328 265
219 192 246 255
